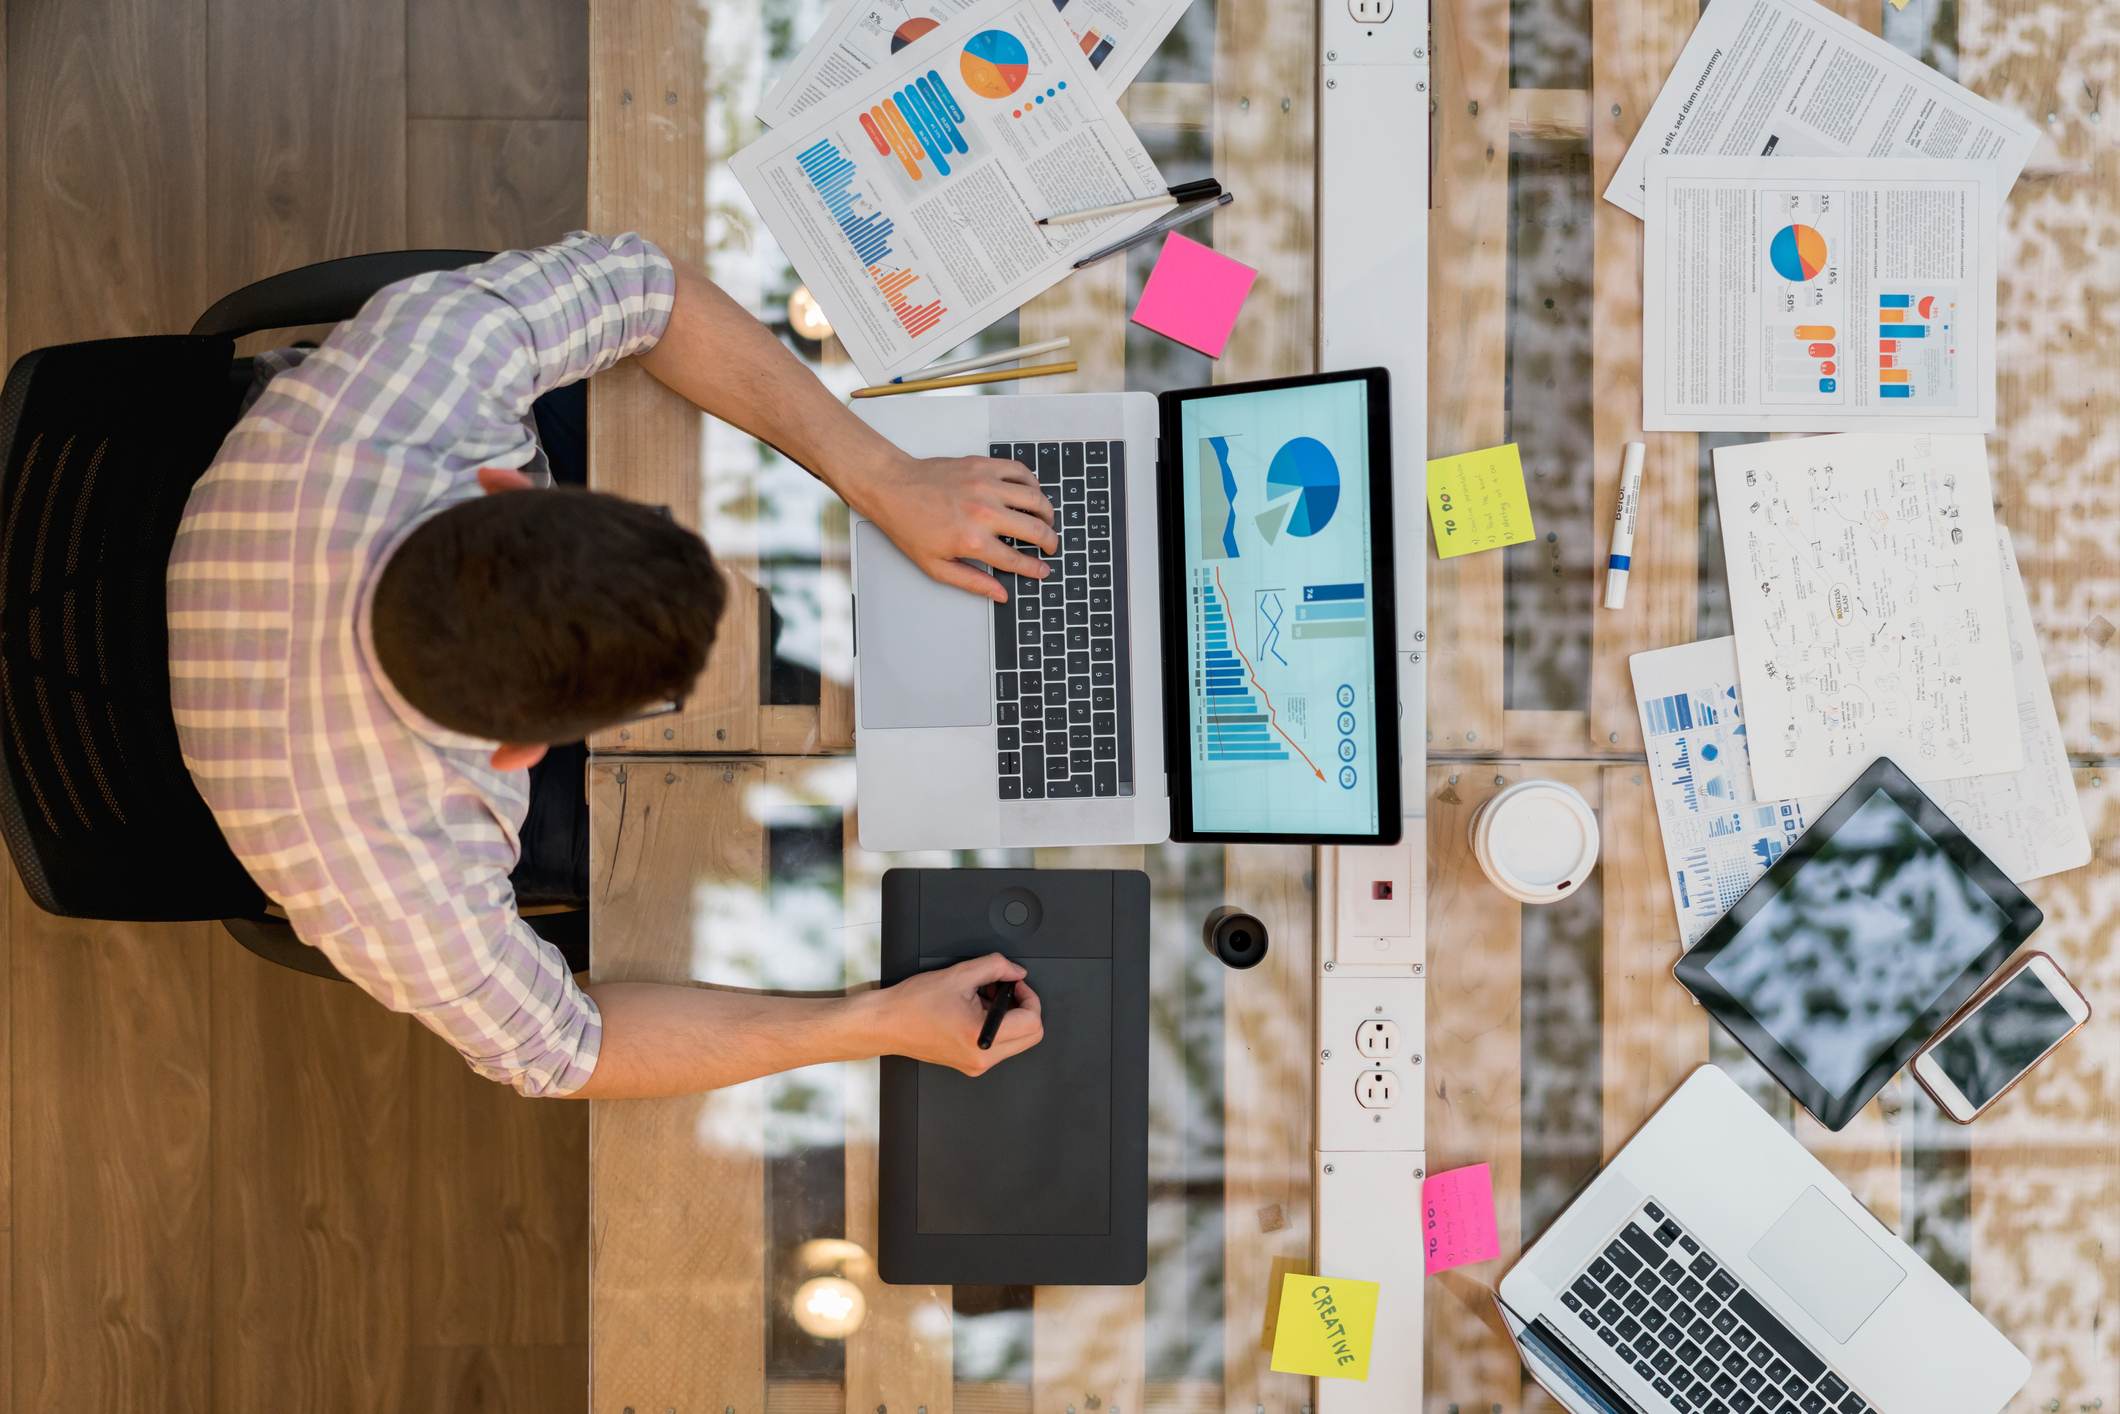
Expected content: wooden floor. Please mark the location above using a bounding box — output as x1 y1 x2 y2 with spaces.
4 1 593 1409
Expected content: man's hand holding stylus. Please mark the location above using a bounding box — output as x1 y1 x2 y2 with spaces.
859 952 1044 1076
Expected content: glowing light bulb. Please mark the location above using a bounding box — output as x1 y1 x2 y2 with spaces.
791 1275 866 1338
788 286 834 341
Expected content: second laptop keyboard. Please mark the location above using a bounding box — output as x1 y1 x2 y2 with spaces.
988 439 1134 801
1563 1200 1870 1414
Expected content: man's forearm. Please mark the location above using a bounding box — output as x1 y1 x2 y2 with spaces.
634 259 900 514
569 982 883 1099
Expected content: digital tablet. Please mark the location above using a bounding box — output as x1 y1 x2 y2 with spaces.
1155 369 1401 844
1672 756 2044 1131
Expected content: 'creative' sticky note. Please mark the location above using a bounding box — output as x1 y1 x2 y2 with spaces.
1269 1272 1380 1381
1423 1163 1501 1274
1426 443 1535 558
1129 232 1258 359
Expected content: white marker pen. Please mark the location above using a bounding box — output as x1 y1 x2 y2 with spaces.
1604 442 1646 610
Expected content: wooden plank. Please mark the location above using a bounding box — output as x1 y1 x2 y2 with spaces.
1222 845 1313 1414
407 0 590 119
1967 769 2120 1405
1031 1286 1147 1414
1210 0 1313 386
1121 82 1214 132
1499 709 1587 759
407 118 590 251
1424 0 1510 757
11 891 215 1411
1507 88 1589 139
588 0 762 752
1598 766 1706 1159
208 935 414 1410
1424 764 1522 1414
409 1022 590 1355
205 0 407 354
406 1344 593 1412
1586 0 1699 755
1955 0 2120 762
7 0 210 351
1017 262 1128 395
589 757 769 1414
844 784 950 1414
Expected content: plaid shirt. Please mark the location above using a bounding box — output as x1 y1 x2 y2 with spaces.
168 233 677 1096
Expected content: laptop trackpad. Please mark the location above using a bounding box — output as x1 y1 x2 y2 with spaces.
1748 1187 1905 1343
855 521 991 730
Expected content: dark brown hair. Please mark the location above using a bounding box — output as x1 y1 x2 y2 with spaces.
372 488 724 744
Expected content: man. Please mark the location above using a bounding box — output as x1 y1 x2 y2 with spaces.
169 232 1050 1098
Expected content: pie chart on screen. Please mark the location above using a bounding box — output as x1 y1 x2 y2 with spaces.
1769 223 1828 282
960 29 1030 98
889 16 939 51
1266 437 1340 537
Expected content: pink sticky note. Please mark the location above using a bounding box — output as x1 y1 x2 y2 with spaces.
1422 1163 1501 1274
1129 232 1258 359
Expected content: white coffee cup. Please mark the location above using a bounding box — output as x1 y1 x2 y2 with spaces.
1467 779 1600 905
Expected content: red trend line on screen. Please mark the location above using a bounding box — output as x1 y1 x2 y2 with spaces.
1212 565 1326 781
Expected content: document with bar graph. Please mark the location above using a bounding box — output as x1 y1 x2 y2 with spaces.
1641 157 1999 433
733 0 1166 382
1178 378 1383 837
1632 637 1834 946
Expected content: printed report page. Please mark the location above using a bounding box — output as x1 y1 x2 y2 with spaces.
733 0 1166 382
1642 156 1998 432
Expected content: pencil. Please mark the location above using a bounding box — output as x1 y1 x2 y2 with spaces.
851 361 1078 398
890 335 1070 383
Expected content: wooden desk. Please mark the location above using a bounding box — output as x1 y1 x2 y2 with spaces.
587 0 2120 1410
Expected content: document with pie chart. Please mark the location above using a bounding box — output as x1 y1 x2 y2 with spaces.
758 0 1194 127
1640 157 1999 433
734 0 1168 382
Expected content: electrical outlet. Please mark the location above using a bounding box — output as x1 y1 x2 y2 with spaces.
1356 1018 1402 1059
1348 0 1394 21
1356 1069 1398 1108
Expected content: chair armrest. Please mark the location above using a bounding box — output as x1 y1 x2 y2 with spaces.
190 249 495 341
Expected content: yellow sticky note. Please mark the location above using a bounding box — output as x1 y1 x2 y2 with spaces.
1427 443 1535 558
1269 1272 1379 1381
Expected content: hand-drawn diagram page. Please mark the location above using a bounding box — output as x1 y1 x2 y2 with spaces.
1714 432 2022 799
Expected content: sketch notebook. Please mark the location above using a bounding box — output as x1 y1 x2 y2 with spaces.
877 868 1148 1286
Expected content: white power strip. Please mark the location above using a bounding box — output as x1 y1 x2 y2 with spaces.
1316 1 1429 1408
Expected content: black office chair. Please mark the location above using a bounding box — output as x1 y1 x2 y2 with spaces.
0 249 592 982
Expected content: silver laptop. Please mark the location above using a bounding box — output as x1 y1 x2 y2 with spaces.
851 391 1168 851
1497 1065 2026 1414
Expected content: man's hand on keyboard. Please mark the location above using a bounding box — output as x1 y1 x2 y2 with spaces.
862 951 1045 1075
849 452 1058 604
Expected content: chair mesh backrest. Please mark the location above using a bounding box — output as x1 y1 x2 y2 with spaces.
0 336 268 919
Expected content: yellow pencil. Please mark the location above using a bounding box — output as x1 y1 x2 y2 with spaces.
851 361 1078 398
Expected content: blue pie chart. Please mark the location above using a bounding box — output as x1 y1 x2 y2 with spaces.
1267 437 1339 537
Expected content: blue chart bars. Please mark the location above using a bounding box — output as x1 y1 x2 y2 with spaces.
1197 569 1288 761
797 139 894 265
1293 581 1365 640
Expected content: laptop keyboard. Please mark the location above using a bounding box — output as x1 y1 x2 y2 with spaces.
1563 1201 1869 1414
987 439 1134 801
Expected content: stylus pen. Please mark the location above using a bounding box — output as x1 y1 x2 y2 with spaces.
1072 193 1234 269
1604 442 1646 609
976 982 1015 1050
1039 177 1222 226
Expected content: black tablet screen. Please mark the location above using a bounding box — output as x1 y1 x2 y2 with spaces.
1704 786 2010 1096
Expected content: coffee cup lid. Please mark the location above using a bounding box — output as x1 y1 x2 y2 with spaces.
1473 781 1599 901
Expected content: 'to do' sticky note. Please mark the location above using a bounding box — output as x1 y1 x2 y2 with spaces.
1423 1163 1501 1274
1269 1272 1380 1381
1426 443 1535 558
1129 232 1258 359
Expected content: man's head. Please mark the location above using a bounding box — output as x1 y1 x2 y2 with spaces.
372 482 724 754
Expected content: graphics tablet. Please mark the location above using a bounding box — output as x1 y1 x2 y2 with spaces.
1157 370 1401 843
1673 756 2044 1131
877 867 1148 1286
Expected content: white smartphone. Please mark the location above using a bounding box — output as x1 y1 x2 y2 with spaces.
1912 950 2090 1123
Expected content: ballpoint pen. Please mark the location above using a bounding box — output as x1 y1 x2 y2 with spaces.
1072 192 1234 269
